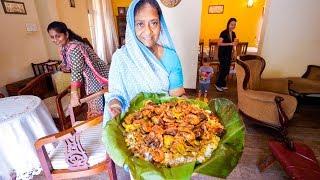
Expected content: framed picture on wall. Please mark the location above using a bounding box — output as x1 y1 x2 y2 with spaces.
118 7 126 16
208 5 224 14
70 0 75 8
1 0 27 15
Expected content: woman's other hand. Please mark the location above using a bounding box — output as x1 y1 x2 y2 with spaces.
108 99 122 119
70 91 81 107
169 87 186 97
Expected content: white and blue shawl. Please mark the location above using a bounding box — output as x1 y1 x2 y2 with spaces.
103 0 178 126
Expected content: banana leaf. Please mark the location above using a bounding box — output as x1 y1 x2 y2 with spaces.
102 93 245 179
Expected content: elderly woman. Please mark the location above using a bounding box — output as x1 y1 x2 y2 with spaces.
104 0 185 124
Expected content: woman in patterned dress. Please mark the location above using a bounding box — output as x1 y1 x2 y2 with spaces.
103 0 185 126
47 21 109 118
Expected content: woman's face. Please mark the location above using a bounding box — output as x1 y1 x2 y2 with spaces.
229 21 237 31
134 3 161 48
48 29 69 47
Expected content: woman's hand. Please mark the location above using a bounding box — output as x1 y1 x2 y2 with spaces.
233 51 237 59
58 64 71 73
70 91 81 107
169 88 186 98
108 99 122 119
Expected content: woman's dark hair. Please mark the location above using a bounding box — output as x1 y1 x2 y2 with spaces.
134 0 162 19
47 21 85 44
226 18 237 31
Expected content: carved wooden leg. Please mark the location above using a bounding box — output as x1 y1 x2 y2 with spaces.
9 170 16 180
106 155 117 180
258 154 276 172
36 147 53 180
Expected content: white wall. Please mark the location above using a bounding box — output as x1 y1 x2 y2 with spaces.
159 0 202 89
259 0 320 78
34 0 60 60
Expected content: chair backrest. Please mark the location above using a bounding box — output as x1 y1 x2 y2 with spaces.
198 39 204 63
18 73 56 99
239 55 266 90
208 39 219 62
302 65 320 80
236 42 248 56
51 72 71 94
31 59 61 76
235 59 249 93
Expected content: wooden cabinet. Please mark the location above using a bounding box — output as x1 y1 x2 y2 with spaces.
116 15 126 47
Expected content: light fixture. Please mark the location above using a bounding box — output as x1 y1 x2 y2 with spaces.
247 0 254 8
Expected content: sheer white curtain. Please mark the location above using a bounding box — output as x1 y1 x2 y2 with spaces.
89 0 118 63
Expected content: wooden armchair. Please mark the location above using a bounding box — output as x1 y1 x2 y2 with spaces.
288 65 320 98
18 72 76 130
235 58 297 139
34 91 116 180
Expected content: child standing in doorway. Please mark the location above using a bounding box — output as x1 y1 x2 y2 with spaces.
198 61 214 102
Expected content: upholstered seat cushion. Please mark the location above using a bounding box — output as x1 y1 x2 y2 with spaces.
43 94 70 118
288 77 320 94
50 122 106 169
269 140 320 179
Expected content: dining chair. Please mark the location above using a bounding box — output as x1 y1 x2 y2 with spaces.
229 42 249 80
208 39 220 71
198 39 204 66
31 59 61 77
34 91 117 180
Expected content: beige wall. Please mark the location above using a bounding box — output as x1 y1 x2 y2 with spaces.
34 0 60 60
56 0 91 43
259 0 320 78
0 0 48 86
159 0 202 89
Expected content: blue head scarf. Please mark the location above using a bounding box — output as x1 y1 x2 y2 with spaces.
103 0 178 125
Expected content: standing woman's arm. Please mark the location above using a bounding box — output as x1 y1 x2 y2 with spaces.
69 47 85 107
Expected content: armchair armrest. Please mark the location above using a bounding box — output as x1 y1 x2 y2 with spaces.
260 78 289 95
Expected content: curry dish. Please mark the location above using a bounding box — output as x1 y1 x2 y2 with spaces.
123 100 224 167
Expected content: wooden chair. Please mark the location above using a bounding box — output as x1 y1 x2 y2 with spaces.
229 42 249 80
235 57 297 136
18 72 77 130
198 39 204 66
236 42 248 57
31 59 61 77
0 93 4 98
208 39 220 71
34 91 117 180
